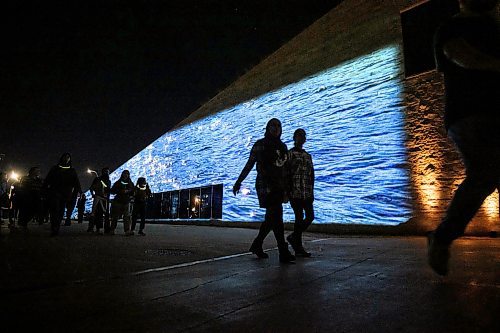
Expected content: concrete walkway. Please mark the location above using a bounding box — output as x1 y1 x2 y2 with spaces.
1 222 498 332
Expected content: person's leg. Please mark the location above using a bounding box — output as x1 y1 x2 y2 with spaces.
64 200 73 226
77 207 84 223
139 202 146 233
122 203 132 234
289 199 314 256
95 202 105 233
17 203 30 228
50 197 65 236
435 118 500 244
249 207 274 258
269 203 286 246
131 203 138 231
88 199 100 232
429 117 500 275
288 199 304 251
110 202 121 234
104 201 111 233
267 203 295 263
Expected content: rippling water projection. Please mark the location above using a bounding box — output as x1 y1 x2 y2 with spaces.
112 45 412 225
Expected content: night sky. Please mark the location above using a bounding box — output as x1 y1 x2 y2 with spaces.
1 0 341 188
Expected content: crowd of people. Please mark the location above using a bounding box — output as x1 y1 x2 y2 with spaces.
0 153 152 237
0 0 498 275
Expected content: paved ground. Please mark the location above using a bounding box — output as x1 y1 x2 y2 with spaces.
1 221 499 332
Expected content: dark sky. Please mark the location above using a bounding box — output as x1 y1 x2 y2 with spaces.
1 0 341 188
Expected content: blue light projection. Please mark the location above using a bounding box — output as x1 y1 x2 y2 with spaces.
112 45 412 225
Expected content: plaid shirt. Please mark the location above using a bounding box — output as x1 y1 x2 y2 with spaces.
287 147 314 200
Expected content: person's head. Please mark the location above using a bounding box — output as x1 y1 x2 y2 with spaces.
293 128 307 147
101 167 110 177
137 177 146 186
28 167 41 179
120 170 130 181
58 153 71 166
265 118 282 139
459 0 498 12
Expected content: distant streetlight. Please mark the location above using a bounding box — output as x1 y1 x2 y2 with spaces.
8 171 19 182
87 168 98 176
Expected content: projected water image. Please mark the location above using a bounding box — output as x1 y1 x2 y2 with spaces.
113 45 412 225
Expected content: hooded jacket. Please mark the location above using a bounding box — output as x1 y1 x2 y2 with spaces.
43 153 81 201
236 119 288 208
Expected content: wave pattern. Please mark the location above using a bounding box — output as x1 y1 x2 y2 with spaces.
113 45 412 225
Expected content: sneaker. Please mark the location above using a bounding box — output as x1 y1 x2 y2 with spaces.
138 230 146 236
95 229 104 235
427 232 450 276
87 228 94 233
107 230 115 235
125 231 134 236
249 243 269 259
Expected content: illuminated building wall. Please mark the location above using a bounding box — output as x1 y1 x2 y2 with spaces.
112 46 411 225
107 0 498 231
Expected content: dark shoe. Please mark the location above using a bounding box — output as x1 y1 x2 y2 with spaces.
249 243 269 259
279 244 296 263
138 230 146 236
287 234 310 257
279 251 296 263
64 220 71 226
427 232 449 276
286 234 300 251
87 228 94 233
295 248 312 257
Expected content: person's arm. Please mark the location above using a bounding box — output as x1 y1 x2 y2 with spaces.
110 181 119 195
443 37 500 72
42 167 55 191
89 177 98 197
72 169 82 194
233 143 257 195
146 184 152 197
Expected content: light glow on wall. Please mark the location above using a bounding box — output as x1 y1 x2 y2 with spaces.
112 45 412 225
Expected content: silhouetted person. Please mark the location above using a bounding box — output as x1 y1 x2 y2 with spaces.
43 153 81 236
428 0 500 275
131 177 152 236
0 172 8 221
17 167 43 230
233 118 295 263
76 193 86 224
8 184 18 228
286 129 315 257
88 167 111 234
110 170 134 236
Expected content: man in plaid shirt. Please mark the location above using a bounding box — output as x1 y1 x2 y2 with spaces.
286 128 315 257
